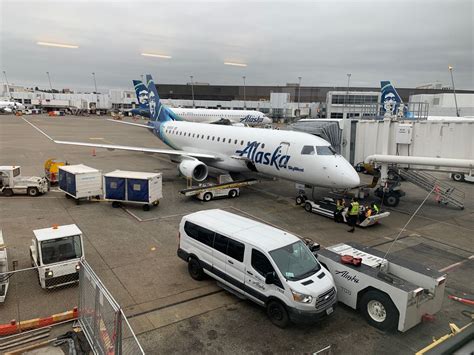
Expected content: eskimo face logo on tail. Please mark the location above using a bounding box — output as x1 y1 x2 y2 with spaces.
148 90 157 120
235 141 290 170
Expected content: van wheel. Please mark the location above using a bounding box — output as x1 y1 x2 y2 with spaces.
360 290 399 331
451 173 465 182
304 202 312 213
27 187 39 197
203 192 213 202
228 189 238 198
188 257 205 281
3 189 13 197
266 300 290 328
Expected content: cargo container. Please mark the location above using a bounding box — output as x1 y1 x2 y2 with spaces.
58 164 102 203
103 170 162 211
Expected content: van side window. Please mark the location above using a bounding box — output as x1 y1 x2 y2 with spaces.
227 239 245 262
251 249 274 276
184 221 214 247
213 233 229 254
251 249 284 288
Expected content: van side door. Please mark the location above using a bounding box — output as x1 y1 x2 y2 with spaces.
225 239 246 285
245 248 285 303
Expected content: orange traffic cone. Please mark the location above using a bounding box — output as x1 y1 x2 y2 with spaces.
92 148 96 157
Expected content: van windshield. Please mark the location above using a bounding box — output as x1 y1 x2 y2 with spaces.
269 241 320 281
41 235 82 265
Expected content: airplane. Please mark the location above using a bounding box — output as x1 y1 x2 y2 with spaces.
0 98 25 113
24 74 360 191
130 79 272 126
381 81 473 121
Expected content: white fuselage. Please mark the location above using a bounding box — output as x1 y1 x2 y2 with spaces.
156 121 360 188
169 108 272 126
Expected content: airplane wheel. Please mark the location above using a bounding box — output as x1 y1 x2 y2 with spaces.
384 194 400 207
304 202 312 212
203 192 213 202
296 195 306 205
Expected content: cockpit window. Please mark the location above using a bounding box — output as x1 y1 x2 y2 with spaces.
316 146 336 155
301 145 315 155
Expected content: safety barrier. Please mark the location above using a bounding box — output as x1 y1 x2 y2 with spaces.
0 308 78 336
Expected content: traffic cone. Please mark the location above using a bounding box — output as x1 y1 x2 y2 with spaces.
92 148 96 157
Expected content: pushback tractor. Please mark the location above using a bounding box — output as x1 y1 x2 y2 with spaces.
30 224 84 289
0 166 49 197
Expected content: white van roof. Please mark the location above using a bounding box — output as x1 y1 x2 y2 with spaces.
184 209 300 251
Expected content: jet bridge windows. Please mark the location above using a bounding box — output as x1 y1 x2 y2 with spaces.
301 145 315 155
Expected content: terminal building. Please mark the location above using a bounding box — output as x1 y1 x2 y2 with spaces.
1 82 473 120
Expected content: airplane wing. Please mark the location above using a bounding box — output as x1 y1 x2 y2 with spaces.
22 117 218 161
106 119 152 129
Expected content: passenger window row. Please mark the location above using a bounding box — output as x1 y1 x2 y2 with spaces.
184 221 245 262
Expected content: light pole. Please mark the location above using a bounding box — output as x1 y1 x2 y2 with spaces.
242 76 246 109
345 73 352 118
297 76 302 116
92 72 99 109
2 71 11 99
190 75 195 108
46 71 54 99
448 65 460 117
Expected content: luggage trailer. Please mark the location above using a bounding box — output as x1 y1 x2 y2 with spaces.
315 242 446 332
302 197 390 227
180 175 259 201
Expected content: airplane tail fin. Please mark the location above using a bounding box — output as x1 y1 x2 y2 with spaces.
145 74 179 122
133 80 149 109
380 81 405 117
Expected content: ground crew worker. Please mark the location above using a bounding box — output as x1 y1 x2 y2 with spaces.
334 199 345 222
347 198 360 233
371 202 380 214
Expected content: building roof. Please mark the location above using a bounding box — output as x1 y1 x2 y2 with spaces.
184 209 300 251
33 224 82 242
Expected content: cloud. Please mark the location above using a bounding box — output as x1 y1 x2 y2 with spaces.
1 0 473 90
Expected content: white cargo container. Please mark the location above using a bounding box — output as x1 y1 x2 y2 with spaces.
103 170 162 211
58 164 102 203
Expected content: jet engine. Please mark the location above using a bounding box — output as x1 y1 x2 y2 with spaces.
178 160 208 182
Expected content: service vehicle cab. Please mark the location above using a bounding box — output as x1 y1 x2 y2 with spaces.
177 209 337 327
30 224 84 289
315 242 447 332
0 166 49 197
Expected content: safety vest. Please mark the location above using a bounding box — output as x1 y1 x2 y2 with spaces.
336 201 344 211
373 204 380 214
349 202 359 215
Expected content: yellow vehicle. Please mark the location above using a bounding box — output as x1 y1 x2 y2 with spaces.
44 159 66 185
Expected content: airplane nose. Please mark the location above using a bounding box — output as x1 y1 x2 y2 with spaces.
333 159 360 188
263 116 272 124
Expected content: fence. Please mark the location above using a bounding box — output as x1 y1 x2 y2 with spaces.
78 260 144 355
0 261 144 354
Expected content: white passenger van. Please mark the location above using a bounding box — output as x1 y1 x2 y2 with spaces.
177 209 337 327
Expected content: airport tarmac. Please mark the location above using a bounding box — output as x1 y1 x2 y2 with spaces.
0 114 473 354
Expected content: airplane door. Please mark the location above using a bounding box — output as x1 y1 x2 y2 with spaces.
280 141 291 156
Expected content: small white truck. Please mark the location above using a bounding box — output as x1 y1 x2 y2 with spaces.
30 224 84 289
180 174 258 202
314 242 446 332
0 166 49 197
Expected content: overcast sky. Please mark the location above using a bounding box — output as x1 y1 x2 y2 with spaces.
1 0 473 91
